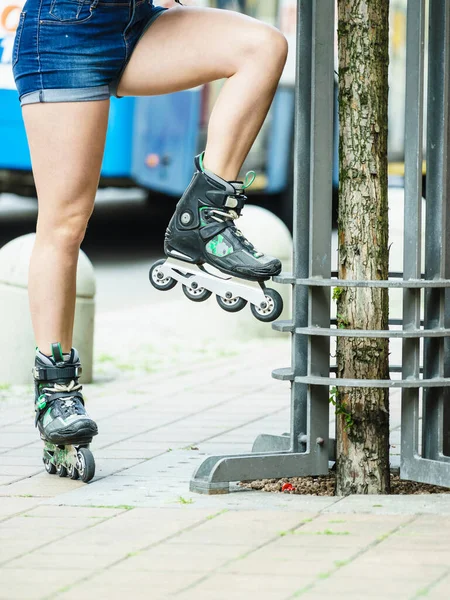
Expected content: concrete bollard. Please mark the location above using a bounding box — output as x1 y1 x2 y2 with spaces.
176 205 292 340
0 233 95 385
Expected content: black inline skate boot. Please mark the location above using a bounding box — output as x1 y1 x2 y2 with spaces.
164 153 281 280
33 343 97 482
149 154 284 322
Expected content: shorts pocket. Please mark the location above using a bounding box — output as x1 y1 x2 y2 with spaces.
43 0 96 24
12 11 26 68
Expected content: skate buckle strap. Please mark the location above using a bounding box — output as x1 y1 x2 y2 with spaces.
34 393 48 426
224 194 245 213
32 365 81 381
224 196 239 209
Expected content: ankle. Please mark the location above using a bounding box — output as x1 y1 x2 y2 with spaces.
201 151 240 181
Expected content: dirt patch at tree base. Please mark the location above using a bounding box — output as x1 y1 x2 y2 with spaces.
239 472 450 496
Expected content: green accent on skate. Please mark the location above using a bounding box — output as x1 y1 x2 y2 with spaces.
51 342 63 363
199 151 205 172
44 443 77 471
206 234 234 257
243 171 256 189
199 206 209 227
37 394 47 410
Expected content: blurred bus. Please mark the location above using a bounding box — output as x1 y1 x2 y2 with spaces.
0 0 297 223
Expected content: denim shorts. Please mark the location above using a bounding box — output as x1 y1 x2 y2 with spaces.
12 0 167 106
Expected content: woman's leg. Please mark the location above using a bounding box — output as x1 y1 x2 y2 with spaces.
117 7 288 180
22 100 109 354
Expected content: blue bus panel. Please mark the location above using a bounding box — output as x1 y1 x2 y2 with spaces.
131 90 202 196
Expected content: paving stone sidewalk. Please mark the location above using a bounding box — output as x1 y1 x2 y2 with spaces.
1 320 450 600
1 189 450 599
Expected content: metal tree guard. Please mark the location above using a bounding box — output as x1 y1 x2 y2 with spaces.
190 0 450 494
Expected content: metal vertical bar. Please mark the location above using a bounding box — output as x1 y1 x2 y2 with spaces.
401 0 425 476
442 13 450 459
289 0 312 453
307 0 334 466
423 0 450 460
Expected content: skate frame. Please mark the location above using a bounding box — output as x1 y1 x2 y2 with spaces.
160 257 268 307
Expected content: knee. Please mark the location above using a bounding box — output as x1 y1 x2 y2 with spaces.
36 202 93 251
244 24 288 73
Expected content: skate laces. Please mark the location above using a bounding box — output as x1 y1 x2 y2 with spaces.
56 397 85 418
40 380 83 411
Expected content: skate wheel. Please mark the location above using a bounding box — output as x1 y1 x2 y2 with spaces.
182 284 212 302
251 288 283 323
56 464 67 478
68 464 79 480
149 259 177 291
216 294 247 313
77 447 95 483
43 458 56 475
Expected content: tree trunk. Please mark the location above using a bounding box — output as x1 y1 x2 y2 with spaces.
336 0 390 495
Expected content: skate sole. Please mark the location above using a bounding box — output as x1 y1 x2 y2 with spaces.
41 425 98 446
165 250 281 282
160 258 269 307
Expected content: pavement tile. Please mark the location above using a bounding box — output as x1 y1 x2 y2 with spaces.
4 550 118 572
0 515 95 533
0 497 41 520
0 433 37 447
54 569 203 599
323 494 450 515
0 472 85 497
94 446 168 459
0 540 52 564
0 475 31 485
0 568 94 600
425 573 450 599
0 465 42 477
35 507 213 558
329 562 446 581
164 510 312 546
0 443 42 458
23 505 128 519
299 574 444 599
91 457 146 478
175 573 307 598
295 513 408 537
347 548 450 567
218 553 332 578
114 541 246 572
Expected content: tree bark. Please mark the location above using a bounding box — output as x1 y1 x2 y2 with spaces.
336 0 390 495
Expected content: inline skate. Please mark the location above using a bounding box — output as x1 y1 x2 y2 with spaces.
33 344 98 483
149 154 283 322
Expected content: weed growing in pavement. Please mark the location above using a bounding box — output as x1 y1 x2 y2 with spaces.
206 509 228 520
328 519 346 523
334 559 351 568
97 353 115 363
176 496 194 505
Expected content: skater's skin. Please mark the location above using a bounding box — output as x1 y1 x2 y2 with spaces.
23 6 288 354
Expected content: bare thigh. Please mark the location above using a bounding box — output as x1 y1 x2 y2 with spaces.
22 100 109 234
117 6 280 96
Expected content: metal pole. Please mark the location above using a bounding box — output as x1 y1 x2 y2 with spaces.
306 0 334 460
423 0 450 461
289 0 312 453
401 0 425 476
